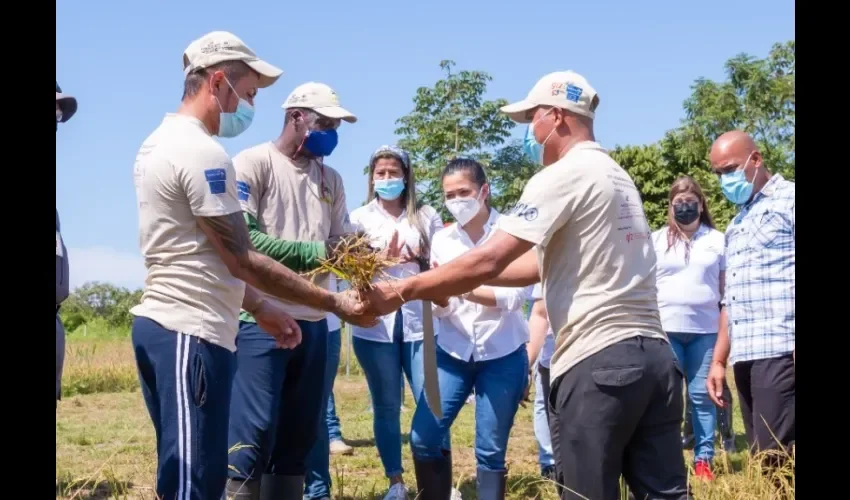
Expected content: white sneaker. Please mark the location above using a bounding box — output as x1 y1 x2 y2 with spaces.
451 487 463 499
329 439 353 456
383 483 409 500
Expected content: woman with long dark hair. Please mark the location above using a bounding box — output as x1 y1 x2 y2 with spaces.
348 145 446 500
651 175 727 480
409 158 529 500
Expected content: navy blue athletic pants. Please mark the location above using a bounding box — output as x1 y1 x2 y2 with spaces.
227 319 328 481
132 316 235 500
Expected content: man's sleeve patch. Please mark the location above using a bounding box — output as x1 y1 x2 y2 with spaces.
204 168 227 195
236 181 251 201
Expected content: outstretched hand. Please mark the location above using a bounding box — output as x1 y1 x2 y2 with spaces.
360 281 406 317
381 230 419 265
332 289 380 328
253 301 302 349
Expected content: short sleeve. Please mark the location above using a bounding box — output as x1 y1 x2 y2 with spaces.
176 146 241 218
497 166 577 247
232 150 266 218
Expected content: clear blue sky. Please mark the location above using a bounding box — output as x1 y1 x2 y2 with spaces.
56 0 794 290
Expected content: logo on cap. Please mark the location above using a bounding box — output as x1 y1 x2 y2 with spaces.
551 82 583 103
566 84 583 103
200 41 234 54
287 94 307 105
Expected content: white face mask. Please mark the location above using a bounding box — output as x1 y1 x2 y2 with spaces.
446 190 484 226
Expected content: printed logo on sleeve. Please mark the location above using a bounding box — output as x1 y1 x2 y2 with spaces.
204 168 227 195
508 202 539 222
236 181 251 201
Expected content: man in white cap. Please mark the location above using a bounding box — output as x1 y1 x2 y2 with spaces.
224 82 358 500
222 82 357 499
131 32 374 500
361 71 690 500
56 81 78 408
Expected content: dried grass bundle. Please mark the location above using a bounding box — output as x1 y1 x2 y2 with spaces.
305 233 401 293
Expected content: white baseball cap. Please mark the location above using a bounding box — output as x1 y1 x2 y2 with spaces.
182 31 283 88
501 70 599 123
282 82 357 123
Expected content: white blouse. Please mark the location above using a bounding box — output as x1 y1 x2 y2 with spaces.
431 208 530 362
651 224 726 334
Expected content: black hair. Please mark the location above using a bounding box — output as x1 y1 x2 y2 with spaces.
441 158 489 206
182 60 252 101
441 158 487 186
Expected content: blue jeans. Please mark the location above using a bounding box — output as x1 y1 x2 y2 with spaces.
533 364 555 468
326 330 343 442
668 332 717 463
132 316 236 500
304 329 343 499
227 319 328 480
411 344 529 472
352 311 437 478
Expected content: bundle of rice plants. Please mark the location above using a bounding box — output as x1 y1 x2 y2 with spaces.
305 233 402 295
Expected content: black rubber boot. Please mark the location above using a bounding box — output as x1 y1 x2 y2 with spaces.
476 468 507 500
258 474 304 500
413 450 453 500
223 478 261 500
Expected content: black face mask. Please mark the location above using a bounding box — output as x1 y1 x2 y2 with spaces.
673 201 700 225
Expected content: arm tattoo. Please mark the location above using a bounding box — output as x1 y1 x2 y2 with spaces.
246 252 336 312
197 212 337 313
197 212 252 256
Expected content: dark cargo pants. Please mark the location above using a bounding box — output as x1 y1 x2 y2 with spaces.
548 336 691 500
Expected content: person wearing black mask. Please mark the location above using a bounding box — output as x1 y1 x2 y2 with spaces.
650 175 727 480
56 82 77 408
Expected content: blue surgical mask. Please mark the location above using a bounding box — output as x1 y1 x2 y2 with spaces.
720 154 756 205
522 109 555 165
215 77 255 138
523 123 543 164
303 128 339 157
374 178 405 200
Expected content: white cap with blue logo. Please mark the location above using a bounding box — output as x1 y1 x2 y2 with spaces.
501 70 599 123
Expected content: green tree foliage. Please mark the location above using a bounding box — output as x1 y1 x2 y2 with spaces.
59 281 142 332
392 60 518 219
613 40 795 232
486 140 540 213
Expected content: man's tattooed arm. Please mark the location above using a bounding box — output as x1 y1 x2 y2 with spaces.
196 212 338 313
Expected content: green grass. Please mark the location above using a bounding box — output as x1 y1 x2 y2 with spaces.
56 331 794 499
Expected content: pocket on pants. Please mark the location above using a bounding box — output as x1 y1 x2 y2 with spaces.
590 340 646 388
591 366 644 387
191 350 208 408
